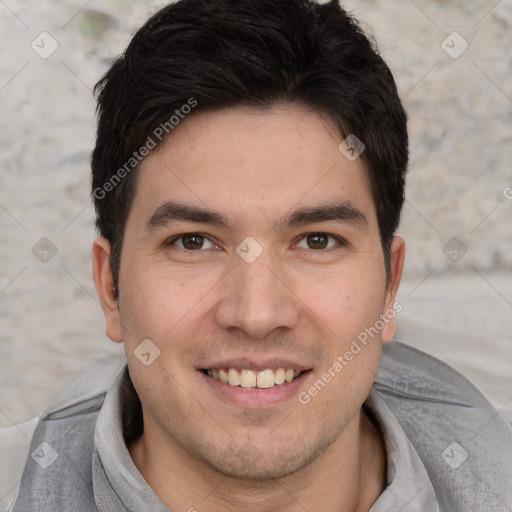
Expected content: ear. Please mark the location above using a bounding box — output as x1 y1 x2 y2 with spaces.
92 236 123 343
381 235 405 343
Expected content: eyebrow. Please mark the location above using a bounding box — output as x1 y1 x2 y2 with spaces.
279 202 367 230
144 200 367 235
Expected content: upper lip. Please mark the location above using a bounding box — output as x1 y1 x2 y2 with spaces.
200 358 310 372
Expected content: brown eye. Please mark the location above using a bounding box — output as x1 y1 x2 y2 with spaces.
181 234 204 250
296 232 342 251
306 233 328 249
168 233 215 251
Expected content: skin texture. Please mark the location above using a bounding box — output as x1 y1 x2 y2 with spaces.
93 104 405 512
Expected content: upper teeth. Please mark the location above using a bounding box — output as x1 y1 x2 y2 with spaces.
206 368 302 388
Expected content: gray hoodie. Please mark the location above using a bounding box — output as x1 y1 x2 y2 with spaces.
4 340 512 511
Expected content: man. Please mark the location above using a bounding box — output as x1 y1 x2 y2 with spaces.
3 0 512 510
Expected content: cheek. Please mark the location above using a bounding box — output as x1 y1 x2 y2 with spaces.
301 269 385 417
300 263 387 344
119 262 209 344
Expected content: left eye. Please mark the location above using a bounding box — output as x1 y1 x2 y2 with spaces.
167 233 216 251
296 233 342 250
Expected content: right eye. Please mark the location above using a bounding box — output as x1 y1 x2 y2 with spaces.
165 233 217 251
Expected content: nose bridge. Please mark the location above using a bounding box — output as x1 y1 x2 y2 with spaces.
239 252 281 302
215 245 299 339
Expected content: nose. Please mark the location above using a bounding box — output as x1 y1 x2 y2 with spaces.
214 249 299 340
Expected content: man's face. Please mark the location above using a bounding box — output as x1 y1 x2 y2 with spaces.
97 104 402 480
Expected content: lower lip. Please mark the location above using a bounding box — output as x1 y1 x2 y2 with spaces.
199 370 311 407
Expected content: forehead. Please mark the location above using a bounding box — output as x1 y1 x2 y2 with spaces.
130 104 376 231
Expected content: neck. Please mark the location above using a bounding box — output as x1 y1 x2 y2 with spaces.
129 408 386 512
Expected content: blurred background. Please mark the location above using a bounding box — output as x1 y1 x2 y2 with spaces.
0 0 511 434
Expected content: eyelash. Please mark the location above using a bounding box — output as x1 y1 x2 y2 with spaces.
164 232 347 252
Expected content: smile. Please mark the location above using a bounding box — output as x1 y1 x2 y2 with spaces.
203 368 304 389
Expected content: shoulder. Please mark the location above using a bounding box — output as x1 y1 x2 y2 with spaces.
377 338 511 430
376 340 512 510
0 417 39 512
378 339 487 405
2 354 125 512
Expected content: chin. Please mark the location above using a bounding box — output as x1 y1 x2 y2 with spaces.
206 456 308 481
193 437 328 482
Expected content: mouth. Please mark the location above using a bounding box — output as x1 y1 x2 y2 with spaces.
201 367 307 389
